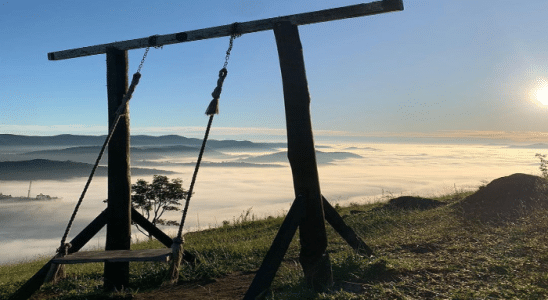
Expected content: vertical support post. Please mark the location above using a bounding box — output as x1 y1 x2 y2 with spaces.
104 47 131 291
273 21 333 291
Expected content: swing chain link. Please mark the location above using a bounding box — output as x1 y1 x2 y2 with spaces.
223 23 242 69
136 35 162 73
137 47 150 74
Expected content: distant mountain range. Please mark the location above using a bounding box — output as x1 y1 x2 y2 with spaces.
239 150 362 165
136 160 285 168
507 143 548 149
20 145 226 159
0 134 289 165
0 135 364 179
0 159 175 181
0 134 286 149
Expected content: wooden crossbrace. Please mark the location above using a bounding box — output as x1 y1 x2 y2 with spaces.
47 0 403 61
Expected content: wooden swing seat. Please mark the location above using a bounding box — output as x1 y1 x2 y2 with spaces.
52 249 172 264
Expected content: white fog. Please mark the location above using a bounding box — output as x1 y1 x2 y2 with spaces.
0 141 543 265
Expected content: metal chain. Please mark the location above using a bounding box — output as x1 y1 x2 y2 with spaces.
137 47 150 74
137 35 163 73
223 23 241 69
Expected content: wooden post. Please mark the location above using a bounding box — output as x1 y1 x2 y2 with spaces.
44 209 110 284
104 47 131 291
274 21 333 291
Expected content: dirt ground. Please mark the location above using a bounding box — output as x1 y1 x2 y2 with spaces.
134 272 256 300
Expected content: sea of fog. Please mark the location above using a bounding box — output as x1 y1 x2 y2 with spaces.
0 142 542 265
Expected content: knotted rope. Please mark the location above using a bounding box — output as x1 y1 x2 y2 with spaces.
57 42 153 253
176 23 239 240
169 23 240 284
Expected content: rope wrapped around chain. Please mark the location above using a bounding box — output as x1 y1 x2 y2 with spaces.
115 72 141 117
204 22 239 116
204 68 227 116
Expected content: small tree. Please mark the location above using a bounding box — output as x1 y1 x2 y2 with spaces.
536 153 548 179
132 175 187 238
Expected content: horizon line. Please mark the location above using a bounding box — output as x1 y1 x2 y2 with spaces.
3 125 548 143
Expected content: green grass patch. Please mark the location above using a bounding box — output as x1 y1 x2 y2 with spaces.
2 189 548 299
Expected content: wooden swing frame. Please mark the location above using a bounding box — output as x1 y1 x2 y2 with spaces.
9 1 403 299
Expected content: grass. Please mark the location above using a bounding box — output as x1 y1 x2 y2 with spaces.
1 189 548 299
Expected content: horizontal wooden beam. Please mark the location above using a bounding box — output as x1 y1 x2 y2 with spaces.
48 0 403 61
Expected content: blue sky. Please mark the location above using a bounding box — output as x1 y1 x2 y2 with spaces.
1 0 548 142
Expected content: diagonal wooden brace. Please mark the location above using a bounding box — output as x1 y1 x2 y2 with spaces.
9 209 109 300
243 195 374 299
131 208 197 264
244 196 305 300
322 196 374 257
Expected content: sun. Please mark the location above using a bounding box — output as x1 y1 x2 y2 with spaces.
536 85 548 106
531 78 548 107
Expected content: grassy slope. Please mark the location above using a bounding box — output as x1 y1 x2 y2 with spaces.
1 190 547 299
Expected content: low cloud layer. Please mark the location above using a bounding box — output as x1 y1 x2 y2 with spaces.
0 141 543 264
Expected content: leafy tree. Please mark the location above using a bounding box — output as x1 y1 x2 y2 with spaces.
132 175 187 238
536 153 548 179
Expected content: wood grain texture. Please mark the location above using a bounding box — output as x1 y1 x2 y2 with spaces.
52 249 172 264
322 196 373 256
274 21 332 291
105 48 131 291
47 0 403 61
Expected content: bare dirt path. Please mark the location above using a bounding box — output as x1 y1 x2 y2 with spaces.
134 272 255 300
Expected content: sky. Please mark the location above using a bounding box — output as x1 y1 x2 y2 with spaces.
1 0 548 142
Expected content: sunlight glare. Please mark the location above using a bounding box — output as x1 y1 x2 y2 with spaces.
536 85 548 106
531 78 548 107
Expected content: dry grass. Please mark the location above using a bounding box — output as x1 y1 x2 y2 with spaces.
1 189 548 299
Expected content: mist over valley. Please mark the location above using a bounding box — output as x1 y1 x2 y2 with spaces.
0 134 543 264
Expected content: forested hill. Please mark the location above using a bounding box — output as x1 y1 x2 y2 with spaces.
0 159 174 180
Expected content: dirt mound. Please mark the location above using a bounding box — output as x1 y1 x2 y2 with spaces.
458 173 548 223
384 196 444 210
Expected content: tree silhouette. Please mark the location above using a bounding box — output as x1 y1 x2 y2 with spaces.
132 175 187 238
